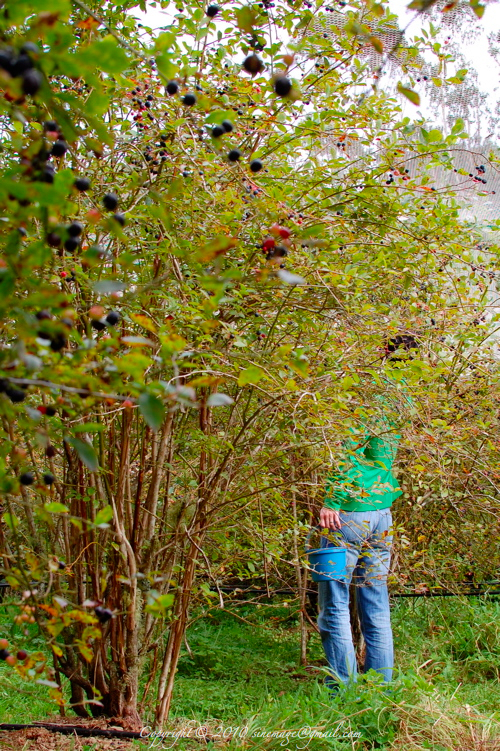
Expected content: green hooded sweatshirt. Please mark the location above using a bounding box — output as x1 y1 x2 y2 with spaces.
324 378 413 512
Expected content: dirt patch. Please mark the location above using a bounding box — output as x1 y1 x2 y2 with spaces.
0 716 149 751
0 716 232 750
0 725 144 751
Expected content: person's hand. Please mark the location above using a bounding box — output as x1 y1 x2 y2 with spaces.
319 507 342 531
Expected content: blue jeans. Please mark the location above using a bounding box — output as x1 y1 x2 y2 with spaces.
317 508 394 689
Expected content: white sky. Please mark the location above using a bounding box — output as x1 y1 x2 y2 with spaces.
388 0 500 112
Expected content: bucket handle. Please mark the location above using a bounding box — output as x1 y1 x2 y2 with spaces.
304 525 323 554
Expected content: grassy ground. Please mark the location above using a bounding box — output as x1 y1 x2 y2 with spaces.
0 595 499 750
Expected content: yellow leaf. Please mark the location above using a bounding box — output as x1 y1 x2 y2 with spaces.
198 235 237 261
130 313 157 334
76 640 94 662
369 36 383 54
187 375 222 387
397 83 420 106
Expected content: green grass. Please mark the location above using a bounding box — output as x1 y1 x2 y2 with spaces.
1 595 500 749
0 600 54 723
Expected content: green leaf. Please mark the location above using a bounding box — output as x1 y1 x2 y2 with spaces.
8 0 71 23
154 31 177 52
145 592 175 616
2 512 19 531
235 6 257 33
138 392 165 431
68 437 99 472
86 89 110 117
238 366 266 386
155 53 176 80
470 1 485 18
451 117 465 135
73 423 105 433
94 506 114 526
397 84 420 106
427 129 442 142
78 36 130 75
407 0 439 9
206 110 234 124
44 503 69 514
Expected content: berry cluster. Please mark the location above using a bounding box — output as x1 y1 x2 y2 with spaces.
19 470 55 486
385 168 411 185
35 309 72 352
211 120 234 138
90 308 120 332
0 43 43 98
130 82 156 130
0 379 28 403
0 639 28 666
260 224 292 268
17 120 69 189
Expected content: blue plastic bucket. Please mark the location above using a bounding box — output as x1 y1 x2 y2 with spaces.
305 526 347 582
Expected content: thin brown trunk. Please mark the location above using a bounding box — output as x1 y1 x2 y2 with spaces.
349 584 366 669
291 463 309 665
141 411 174 555
155 392 211 727
154 530 204 727
131 424 149 552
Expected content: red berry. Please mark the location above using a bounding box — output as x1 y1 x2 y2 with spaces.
16 650 28 661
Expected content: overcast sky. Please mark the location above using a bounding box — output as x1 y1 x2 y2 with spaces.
388 0 500 104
